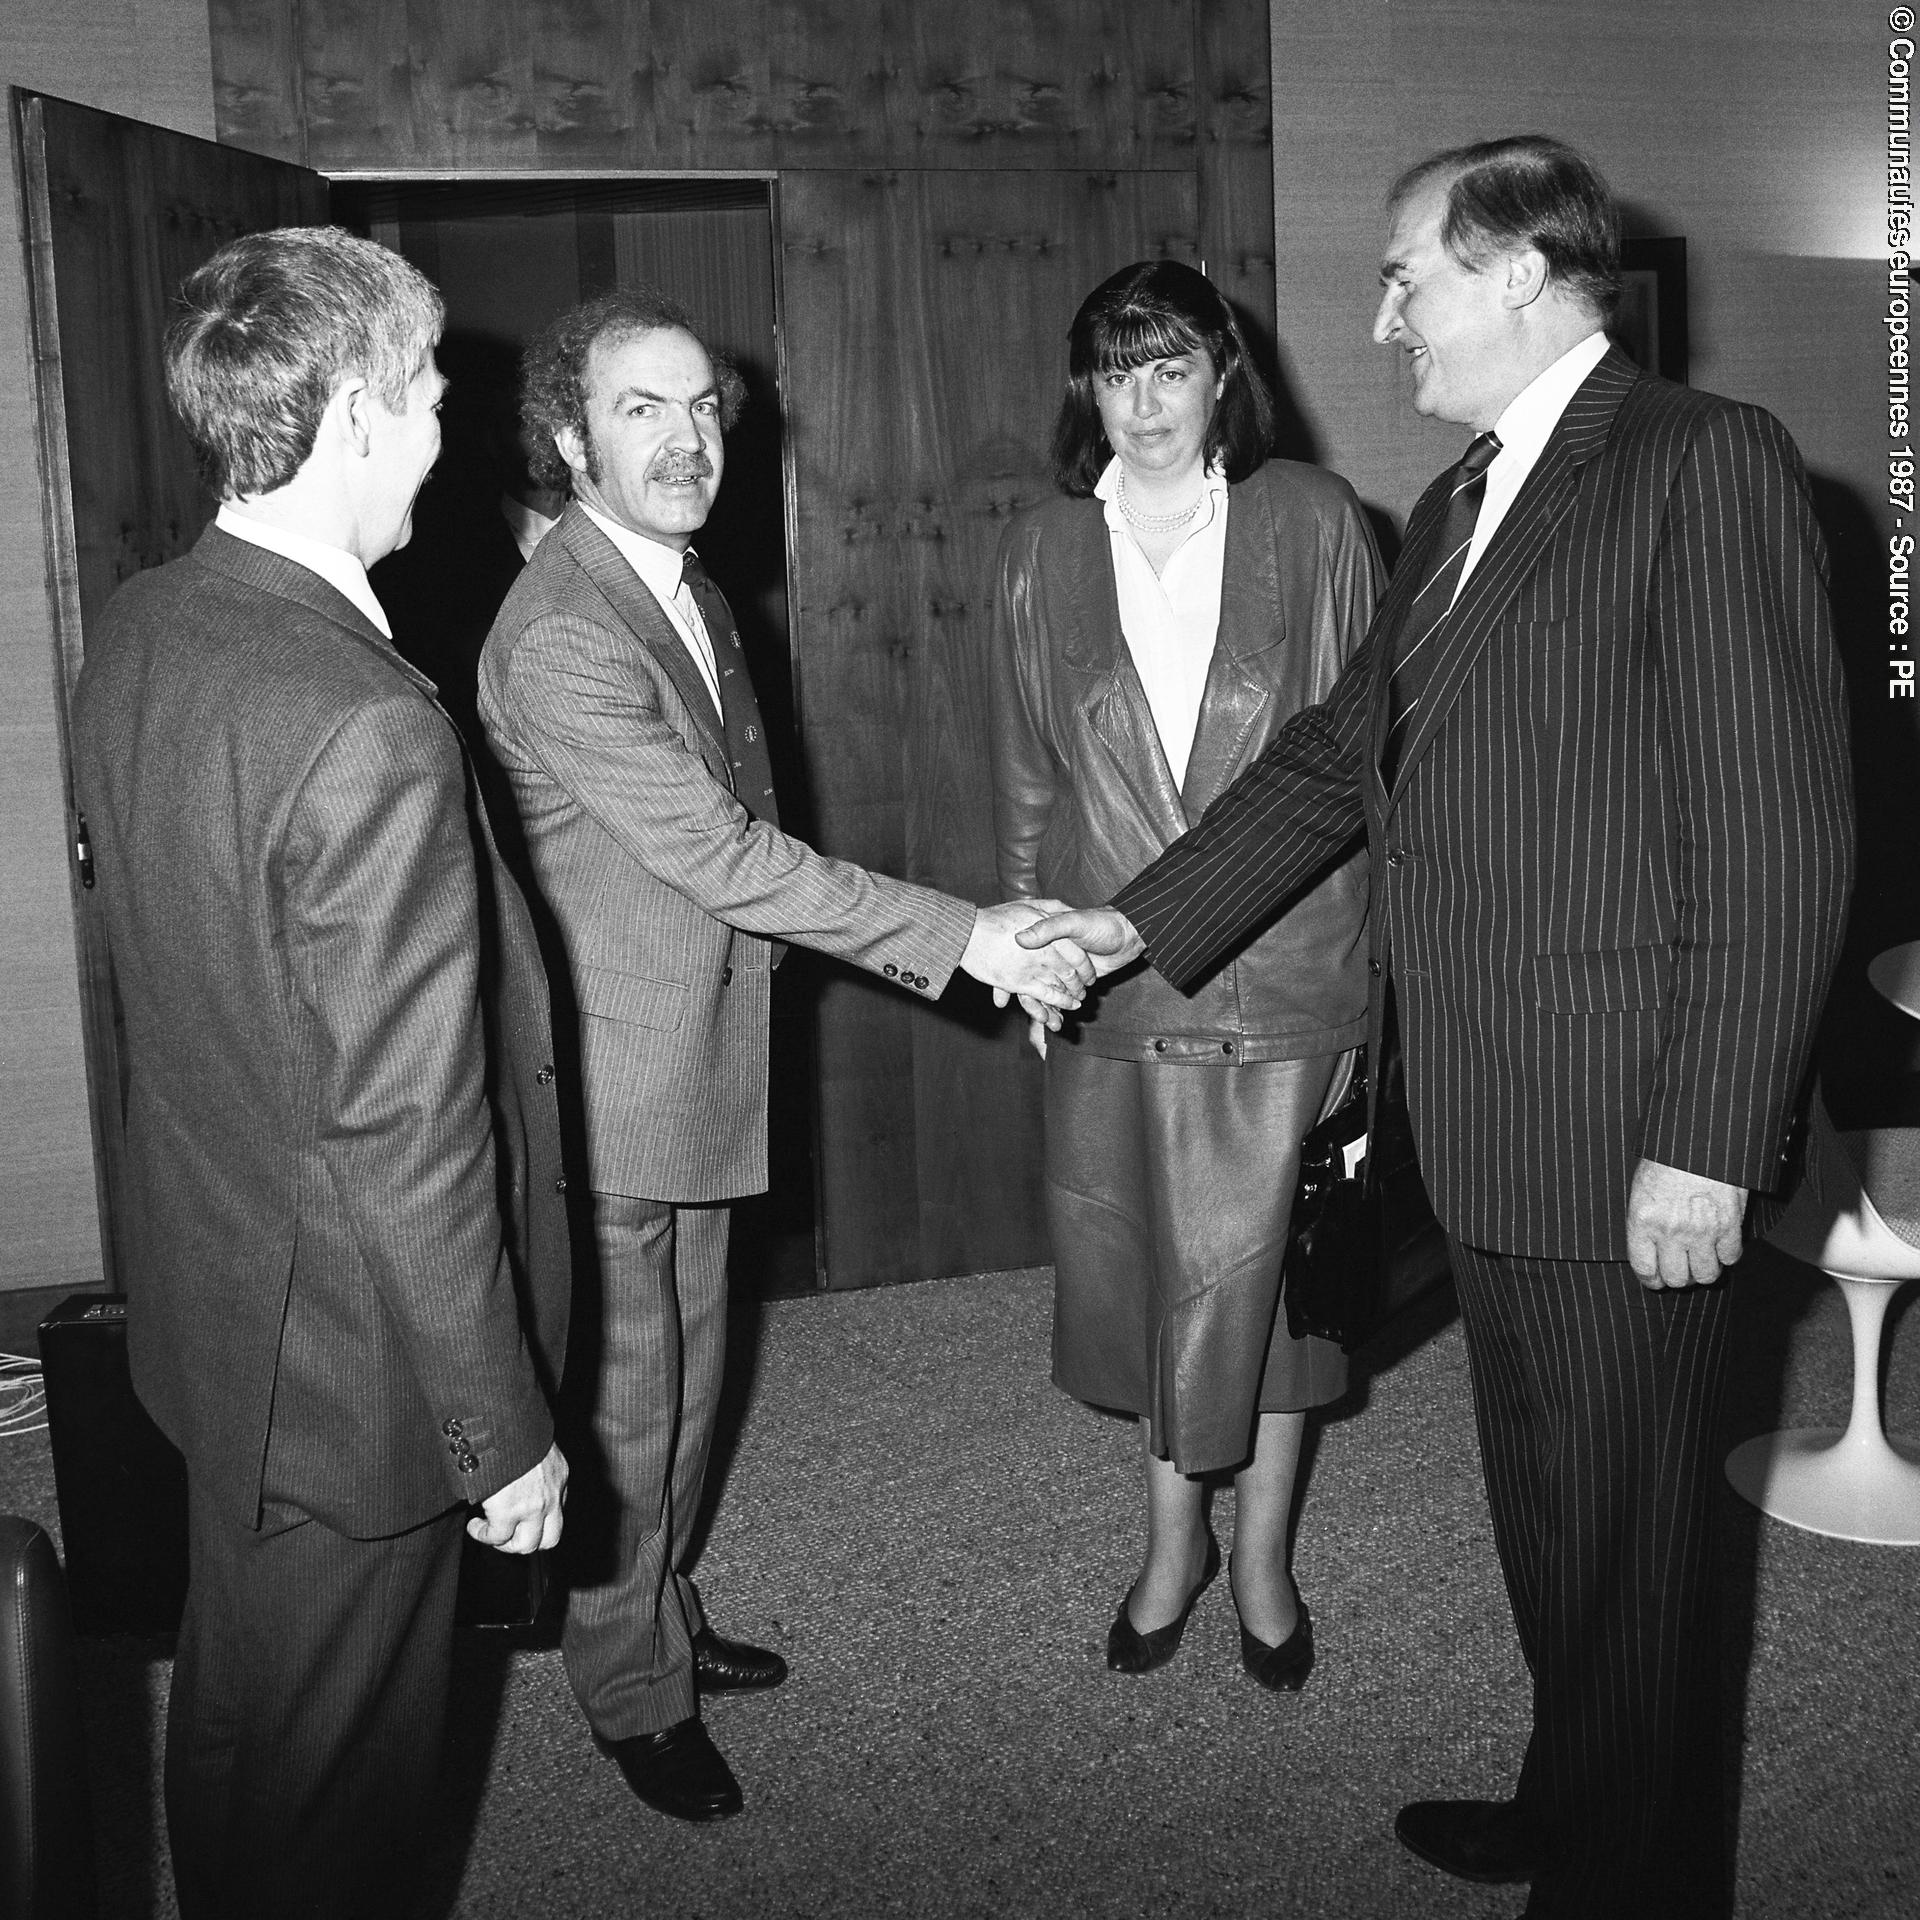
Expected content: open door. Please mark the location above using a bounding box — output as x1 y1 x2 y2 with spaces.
13 91 329 1285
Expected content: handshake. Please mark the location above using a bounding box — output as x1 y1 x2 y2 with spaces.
960 901 1146 1031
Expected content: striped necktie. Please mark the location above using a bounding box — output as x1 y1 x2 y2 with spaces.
1380 430 1501 788
680 548 780 829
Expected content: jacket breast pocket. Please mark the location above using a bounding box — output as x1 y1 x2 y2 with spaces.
1530 944 1668 1014
577 964 688 1033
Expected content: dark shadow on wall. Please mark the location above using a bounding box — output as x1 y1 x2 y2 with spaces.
1809 473 1920 1129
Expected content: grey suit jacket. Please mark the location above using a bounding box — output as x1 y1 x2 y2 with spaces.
476 505 975 1203
71 528 567 1536
1118 352 1855 1259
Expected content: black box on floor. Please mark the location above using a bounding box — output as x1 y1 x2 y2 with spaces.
37 1293 188 1634
37 1293 545 1634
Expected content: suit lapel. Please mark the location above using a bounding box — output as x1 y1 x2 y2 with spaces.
1056 504 1190 838
1386 347 1637 808
1181 480 1283 817
559 506 728 758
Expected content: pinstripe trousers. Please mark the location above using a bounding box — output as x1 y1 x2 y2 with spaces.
1447 1241 1732 1920
560 1193 729 1738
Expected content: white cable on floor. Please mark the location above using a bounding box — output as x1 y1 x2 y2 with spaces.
0 1350 47 1437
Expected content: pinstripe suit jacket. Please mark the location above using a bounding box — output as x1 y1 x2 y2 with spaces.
1116 350 1855 1259
476 504 976 1203
71 528 567 1536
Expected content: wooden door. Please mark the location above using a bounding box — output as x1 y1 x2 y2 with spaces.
780 169 1200 1288
14 91 329 1285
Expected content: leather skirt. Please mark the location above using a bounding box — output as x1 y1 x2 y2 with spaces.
1043 1046 1348 1474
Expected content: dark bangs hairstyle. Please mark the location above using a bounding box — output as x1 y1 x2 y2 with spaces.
1390 134 1622 322
1050 260 1274 497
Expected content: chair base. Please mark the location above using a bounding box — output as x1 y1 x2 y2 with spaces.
1726 1427 1920 1546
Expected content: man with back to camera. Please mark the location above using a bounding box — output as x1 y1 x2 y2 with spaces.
1021 137 1853 1916
477 288 1093 1823
69 227 570 1920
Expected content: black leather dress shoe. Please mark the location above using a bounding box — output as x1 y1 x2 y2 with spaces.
693 1626 789 1693
1394 1798 1545 1884
1106 1535 1220 1673
603 1718 743 1822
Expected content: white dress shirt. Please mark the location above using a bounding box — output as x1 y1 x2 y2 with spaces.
1454 328 1610 601
214 505 392 637
578 500 724 716
1095 457 1231 791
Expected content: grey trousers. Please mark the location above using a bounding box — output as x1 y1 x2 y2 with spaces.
166 1483 465 1920
561 1191 730 1738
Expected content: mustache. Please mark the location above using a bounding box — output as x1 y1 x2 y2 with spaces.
648 453 714 481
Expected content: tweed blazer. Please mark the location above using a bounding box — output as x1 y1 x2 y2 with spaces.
989 460 1378 1061
1117 350 1855 1259
71 529 567 1536
476 504 976 1203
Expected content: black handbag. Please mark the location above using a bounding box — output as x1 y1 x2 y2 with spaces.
1283 1021 1451 1351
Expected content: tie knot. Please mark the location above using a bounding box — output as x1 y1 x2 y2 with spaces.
1460 431 1501 478
680 548 709 591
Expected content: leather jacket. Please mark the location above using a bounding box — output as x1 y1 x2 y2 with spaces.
989 460 1381 1061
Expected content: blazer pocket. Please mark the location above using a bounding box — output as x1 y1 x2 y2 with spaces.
577 964 689 1033
1530 944 1668 1014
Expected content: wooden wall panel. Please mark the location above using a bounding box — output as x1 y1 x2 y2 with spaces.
1195 0 1279 435
207 0 303 162
213 1 1202 173
1 1 217 1295
780 168 1198 1285
17 95 328 1289
29 105 322 642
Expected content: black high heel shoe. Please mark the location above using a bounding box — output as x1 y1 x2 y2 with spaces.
1230 1552 1315 1692
1106 1534 1221 1673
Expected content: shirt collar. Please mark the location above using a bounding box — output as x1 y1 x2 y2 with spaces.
1094 456 1229 528
578 498 692 603
501 493 560 564
1489 329 1611 472
214 505 391 637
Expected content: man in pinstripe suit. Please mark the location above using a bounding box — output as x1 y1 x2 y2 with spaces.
478 291 1093 1823
1021 138 1853 1917
72 230 570 1919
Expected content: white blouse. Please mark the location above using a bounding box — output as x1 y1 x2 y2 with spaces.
1094 457 1231 791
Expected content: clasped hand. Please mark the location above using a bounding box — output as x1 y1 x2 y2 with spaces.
964 899 1103 1028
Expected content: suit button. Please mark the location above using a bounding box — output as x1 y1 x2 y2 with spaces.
884 964 898 977
722 966 733 985
914 975 928 990
1221 1041 1234 1055
1387 851 1404 867
1368 959 1381 976
535 1065 554 1085
1153 1039 1168 1053
554 1177 568 1194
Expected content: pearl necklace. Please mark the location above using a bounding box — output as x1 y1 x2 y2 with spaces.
1117 471 1204 534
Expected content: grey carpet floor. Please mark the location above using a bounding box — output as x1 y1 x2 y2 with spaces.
3 1248 1915 1918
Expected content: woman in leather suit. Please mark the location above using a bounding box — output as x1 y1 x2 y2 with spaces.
989 261 1380 1688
